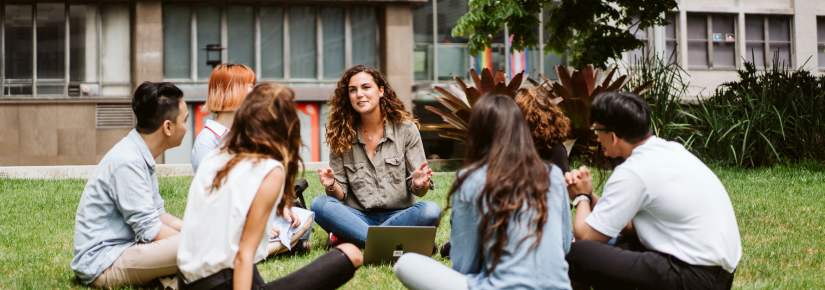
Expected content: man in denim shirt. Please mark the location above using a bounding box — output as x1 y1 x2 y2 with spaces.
72 82 189 288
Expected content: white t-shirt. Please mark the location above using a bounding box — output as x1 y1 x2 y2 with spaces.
177 150 284 282
586 136 742 272
191 119 229 173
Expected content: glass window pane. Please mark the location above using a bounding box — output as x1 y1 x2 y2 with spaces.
665 14 677 40
818 17 825 43
5 5 33 80
769 44 791 67
665 40 678 63
713 42 735 68
322 7 345 79
70 5 98 82
227 5 254 70
688 42 708 68
197 5 221 79
712 15 735 36
290 6 317 78
746 43 765 68
768 17 790 42
37 4 65 80
630 14 647 40
351 7 377 68
261 6 284 79
413 0 433 43
627 43 647 66
543 52 564 80
414 44 433 81
437 45 468 80
746 15 764 42
818 44 825 69
687 14 707 40
163 4 191 79
437 0 468 44
101 4 130 84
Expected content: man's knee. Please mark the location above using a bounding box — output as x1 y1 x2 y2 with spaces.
418 201 442 226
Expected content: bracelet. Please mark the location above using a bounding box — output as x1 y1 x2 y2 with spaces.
571 193 592 207
411 181 423 190
325 180 337 192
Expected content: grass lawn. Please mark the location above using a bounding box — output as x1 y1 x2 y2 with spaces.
1 162 824 289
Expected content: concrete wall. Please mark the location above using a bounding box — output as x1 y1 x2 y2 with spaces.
381 4 414 111
0 103 134 166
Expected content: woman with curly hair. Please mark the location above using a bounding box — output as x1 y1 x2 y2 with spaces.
312 65 441 248
514 87 571 173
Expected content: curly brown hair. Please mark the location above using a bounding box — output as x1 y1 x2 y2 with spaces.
325 65 416 156
211 83 303 216
514 87 571 150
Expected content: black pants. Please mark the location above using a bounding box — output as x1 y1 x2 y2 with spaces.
566 235 735 290
178 248 357 290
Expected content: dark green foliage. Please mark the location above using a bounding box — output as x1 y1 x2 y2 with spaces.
452 0 678 68
625 54 692 143
682 61 825 167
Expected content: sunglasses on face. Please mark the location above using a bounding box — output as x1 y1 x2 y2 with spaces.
590 124 614 135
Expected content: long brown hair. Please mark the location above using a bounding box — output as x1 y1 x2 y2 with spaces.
447 94 551 273
210 83 304 216
514 87 571 148
325 65 416 156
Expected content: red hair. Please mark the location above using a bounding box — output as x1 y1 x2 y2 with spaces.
205 64 257 113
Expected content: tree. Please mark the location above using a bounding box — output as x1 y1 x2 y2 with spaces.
452 0 678 68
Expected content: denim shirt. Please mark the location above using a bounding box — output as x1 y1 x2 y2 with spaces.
329 120 432 211
450 165 573 290
71 129 166 284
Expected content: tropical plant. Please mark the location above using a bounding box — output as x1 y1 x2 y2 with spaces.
424 68 525 141
528 64 654 140
624 54 692 143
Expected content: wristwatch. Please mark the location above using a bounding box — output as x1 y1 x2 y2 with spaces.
571 193 592 207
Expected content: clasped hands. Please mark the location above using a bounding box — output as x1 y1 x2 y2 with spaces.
564 166 595 201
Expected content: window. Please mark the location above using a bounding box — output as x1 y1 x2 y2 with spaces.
664 13 678 63
687 13 736 69
413 0 567 82
161 4 377 82
746 15 791 69
627 14 651 66
623 13 677 66
2 3 129 97
817 17 825 70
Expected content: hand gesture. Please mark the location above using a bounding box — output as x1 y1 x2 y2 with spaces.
317 168 336 188
282 207 301 229
412 161 434 188
564 166 594 201
270 225 280 239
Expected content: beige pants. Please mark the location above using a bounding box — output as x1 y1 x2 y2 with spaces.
91 235 179 289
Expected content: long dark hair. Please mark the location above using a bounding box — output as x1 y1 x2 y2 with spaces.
446 94 551 273
211 83 304 216
325 65 416 156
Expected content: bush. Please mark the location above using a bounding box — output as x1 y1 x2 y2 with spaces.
682 61 825 167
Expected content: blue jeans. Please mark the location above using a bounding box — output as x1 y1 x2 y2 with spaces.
311 195 442 248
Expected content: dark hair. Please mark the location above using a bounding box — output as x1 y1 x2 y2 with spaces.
132 82 185 134
447 94 551 273
325 65 416 156
590 92 651 144
211 83 304 216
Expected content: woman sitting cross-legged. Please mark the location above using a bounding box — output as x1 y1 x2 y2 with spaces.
394 94 573 290
177 83 362 290
313 65 441 249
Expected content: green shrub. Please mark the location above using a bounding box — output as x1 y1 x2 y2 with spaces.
682 61 825 167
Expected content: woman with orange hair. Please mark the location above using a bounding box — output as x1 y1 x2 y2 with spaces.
191 64 256 172
514 87 571 173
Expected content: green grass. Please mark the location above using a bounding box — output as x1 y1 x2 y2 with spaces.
1 163 824 289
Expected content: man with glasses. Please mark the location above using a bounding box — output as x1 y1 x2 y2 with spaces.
564 92 741 289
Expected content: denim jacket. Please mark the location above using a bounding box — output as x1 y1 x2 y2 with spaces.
71 129 167 284
450 165 573 290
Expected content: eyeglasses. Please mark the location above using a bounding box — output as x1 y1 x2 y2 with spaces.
590 124 614 135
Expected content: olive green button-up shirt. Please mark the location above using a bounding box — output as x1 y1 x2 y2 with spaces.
330 120 433 211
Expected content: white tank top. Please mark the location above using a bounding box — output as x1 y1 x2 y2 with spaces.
177 150 284 282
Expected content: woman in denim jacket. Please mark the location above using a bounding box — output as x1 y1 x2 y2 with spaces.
393 94 573 290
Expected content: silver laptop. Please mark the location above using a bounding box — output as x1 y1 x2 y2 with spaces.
363 226 437 265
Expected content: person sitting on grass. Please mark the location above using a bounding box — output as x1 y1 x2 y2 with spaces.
564 92 742 289
313 65 440 249
72 82 189 288
190 63 312 256
394 94 573 290
177 83 362 290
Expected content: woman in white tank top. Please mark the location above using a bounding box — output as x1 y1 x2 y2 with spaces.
177 83 363 290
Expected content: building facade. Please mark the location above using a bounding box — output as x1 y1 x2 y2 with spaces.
1 0 823 166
